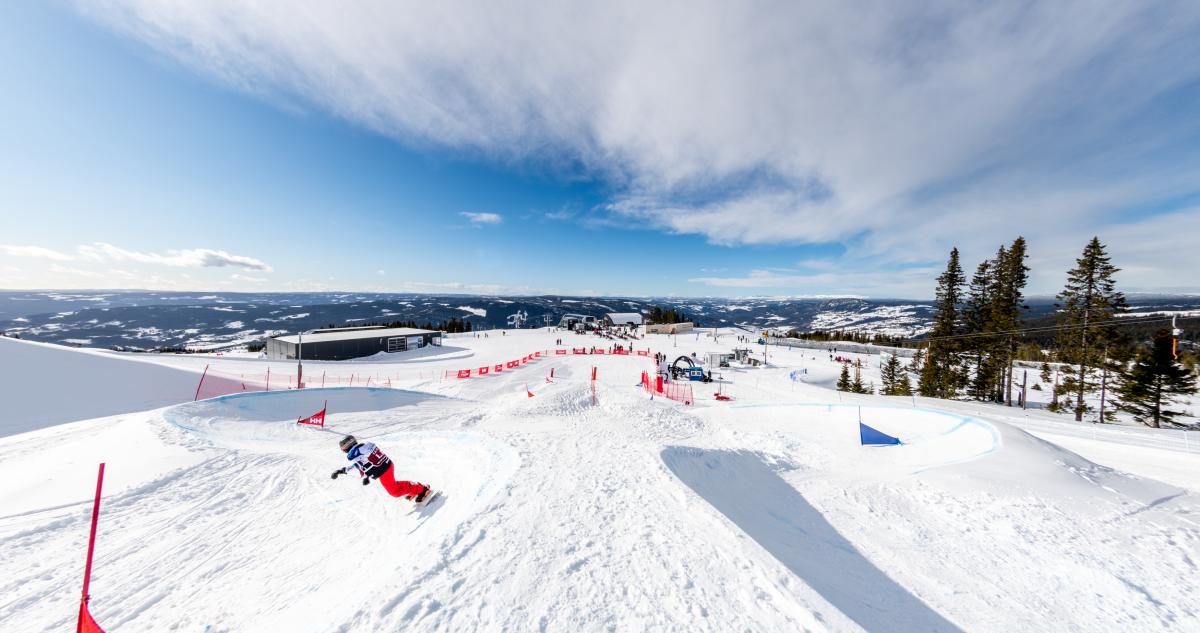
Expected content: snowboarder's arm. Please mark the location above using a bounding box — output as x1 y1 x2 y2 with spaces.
330 463 363 479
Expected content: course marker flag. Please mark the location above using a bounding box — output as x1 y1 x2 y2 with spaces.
859 423 901 446
298 401 327 427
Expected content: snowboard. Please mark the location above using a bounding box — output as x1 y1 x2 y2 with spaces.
414 489 441 508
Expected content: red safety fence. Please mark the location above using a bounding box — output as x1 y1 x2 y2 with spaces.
443 346 654 380
640 370 693 405
194 365 414 400
444 350 548 379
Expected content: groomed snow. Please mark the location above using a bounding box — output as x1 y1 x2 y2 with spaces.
1 328 1198 631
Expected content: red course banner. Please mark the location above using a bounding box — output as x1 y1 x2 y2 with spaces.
495 364 504 373
556 349 568 355
478 367 490 375
507 360 520 369
457 369 471 379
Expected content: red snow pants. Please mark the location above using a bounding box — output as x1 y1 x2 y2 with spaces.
377 463 424 498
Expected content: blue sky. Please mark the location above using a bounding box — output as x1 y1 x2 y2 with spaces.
1 1 1199 299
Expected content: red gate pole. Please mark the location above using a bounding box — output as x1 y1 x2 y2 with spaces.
193 365 209 401
78 462 105 633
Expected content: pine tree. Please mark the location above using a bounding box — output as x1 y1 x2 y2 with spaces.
991 237 1029 404
851 360 866 394
879 354 901 395
1116 330 1198 428
880 354 898 395
896 370 913 396
1039 361 1052 384
1056 237 1128 421
918 248 966 399
836 363 851 392
963 258 997 400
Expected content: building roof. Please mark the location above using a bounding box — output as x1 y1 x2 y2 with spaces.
605 312 644 324
273 327 439 345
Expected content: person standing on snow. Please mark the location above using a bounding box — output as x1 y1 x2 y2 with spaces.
331 435 433 503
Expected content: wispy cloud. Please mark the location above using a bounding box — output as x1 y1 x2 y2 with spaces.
1 245 74 261
460 212 503 226
76 1 1200 293
76 243 273 271
690 265 942 299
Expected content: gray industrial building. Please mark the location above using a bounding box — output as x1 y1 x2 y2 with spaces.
265 326 442 361
603 312 644 327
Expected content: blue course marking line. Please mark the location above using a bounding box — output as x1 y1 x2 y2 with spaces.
163 386 442 437
728 401 1003 472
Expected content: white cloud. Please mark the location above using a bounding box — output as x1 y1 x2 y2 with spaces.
690 266 942 299
460 212 503 225
1 245 74 261
4 242 271 272
76 1 1200 292
231 273 267 283
76 243 273 271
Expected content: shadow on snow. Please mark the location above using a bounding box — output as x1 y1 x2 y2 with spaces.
661 447 962 633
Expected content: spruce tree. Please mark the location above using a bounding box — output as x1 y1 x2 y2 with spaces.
851 360 867 394
1116 330 1198 428
896 369 913 396
991 237 1029 404
836 363 851 392
1055 237 1128 421
918 248 966 399
963 258 997 400
880 354 899 395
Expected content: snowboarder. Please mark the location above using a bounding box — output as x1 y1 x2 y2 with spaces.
331 435 433 503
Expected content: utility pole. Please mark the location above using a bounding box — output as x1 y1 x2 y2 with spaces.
297 329 303 389
1098 344 1109 424
1076 304 1090 421
1005 334 1014 407
1021 370 1028 410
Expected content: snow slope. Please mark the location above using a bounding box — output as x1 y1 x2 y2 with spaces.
0 337 204 436
2 329 1198 632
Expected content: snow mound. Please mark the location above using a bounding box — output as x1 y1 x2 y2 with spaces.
662 448 962 632
0 336 203 436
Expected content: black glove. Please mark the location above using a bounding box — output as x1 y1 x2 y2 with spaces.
362 477 370 486
331 469 342 480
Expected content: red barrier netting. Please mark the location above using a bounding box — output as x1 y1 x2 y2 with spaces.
641 370 693 405
194 369 270 401
441 346 655 381
195 366 412 400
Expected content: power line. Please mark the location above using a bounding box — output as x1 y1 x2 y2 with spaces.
918 313 1199 344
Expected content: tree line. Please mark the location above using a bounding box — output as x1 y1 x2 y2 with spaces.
320 318 475 333
916 236 1196 427
647 306 694 325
